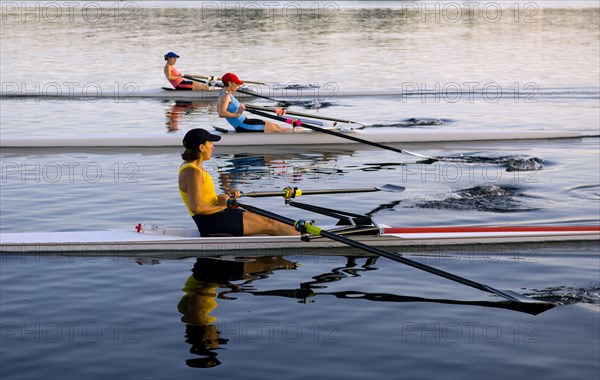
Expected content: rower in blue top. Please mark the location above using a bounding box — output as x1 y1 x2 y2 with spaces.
217 72 293 133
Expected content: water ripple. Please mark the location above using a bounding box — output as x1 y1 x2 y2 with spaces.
527 284 600 306
414 184 539 213
566 184 600 201
435 154 545 171
370 118 449 128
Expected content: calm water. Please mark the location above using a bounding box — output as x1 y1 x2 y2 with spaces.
1 2 599 380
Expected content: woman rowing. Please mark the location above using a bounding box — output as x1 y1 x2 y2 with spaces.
217 72 292 133
164 52 210 91
179 128 298 236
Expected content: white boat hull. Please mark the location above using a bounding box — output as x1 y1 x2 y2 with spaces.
0 88 428 101
0 128 589 148
1 226 598 255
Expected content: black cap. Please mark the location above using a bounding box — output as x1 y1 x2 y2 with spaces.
182 128 221 149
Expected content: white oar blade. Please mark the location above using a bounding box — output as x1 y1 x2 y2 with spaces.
375 184 406 192
402 149 435 159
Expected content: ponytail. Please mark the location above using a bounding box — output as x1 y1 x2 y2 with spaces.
181 148 201 161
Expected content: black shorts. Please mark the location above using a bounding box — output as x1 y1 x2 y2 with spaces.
192 208 244 237
235 117 266 133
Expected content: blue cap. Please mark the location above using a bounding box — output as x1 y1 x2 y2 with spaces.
164 52 180 59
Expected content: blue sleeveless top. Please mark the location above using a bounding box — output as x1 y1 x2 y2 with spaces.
221 91 245 128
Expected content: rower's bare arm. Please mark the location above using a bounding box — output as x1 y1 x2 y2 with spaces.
218 94 242 118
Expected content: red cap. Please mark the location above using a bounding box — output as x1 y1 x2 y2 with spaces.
221 72 243 85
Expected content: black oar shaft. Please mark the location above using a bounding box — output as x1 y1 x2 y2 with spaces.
233 200 533 303
317 229 503 297
186 76 290 104
237 88 286 103
288 200 367 221
187 74 265 85
233 201 296 226
247 108 413 156
245 104 361 125
319 229 529 302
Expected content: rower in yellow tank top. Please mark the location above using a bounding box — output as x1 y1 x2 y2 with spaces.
178 128 299 237
178 163 219 217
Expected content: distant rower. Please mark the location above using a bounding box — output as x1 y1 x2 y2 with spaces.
164 52 210 91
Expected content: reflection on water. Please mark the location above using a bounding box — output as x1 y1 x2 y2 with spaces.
1 2 598 379
2 5 598 89
414 184 542 213
178 256 297 367
216 151 345 191
177 253 556 368
164 100 216 132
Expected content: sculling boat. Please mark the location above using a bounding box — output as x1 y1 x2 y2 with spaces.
0 87 391 101
3 86 593 102
1 225 598 255
1 185 598 255
0 128 591 148
2 184 597 304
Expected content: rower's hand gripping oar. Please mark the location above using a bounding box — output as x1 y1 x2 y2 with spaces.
230 200 550 305
246 108 436 161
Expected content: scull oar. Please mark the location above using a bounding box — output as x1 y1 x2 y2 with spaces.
231 200 551 305
184 76 293 106
240 184 405 198
185 74 267 85
248 290 555 316
246 108 436 160
245 104 366 127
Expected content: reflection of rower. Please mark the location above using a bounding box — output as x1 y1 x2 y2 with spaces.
177 256 297 368
165 100 215 132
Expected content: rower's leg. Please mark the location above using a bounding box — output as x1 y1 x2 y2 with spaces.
264 121 293 133
192 81 210 91
242 211 299 236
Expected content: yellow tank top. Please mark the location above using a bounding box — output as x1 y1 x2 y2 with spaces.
179 275 218 324
179 163 219 216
